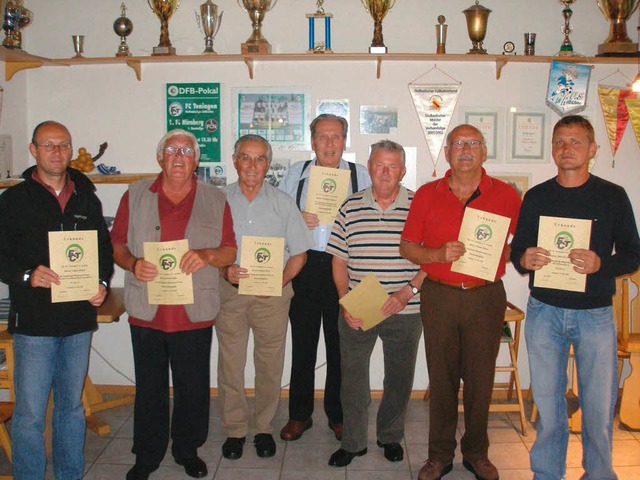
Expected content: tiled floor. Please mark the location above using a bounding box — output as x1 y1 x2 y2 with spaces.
2 396 640 479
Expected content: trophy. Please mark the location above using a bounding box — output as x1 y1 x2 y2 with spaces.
71 35 84 58
2 0 32 51
435 15 447 54
524 32 536 55
148 0 180 56
596 0 639 56
361 0 397 54
463 0 491 54
237 0 278 55
113 3 133 57
558 0 576 55
306 0 333 53
199 0 223 54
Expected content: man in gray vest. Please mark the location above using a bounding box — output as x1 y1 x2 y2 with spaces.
278 114 370 442
112 129 237 480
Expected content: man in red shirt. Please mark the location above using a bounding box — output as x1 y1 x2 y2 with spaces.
400 124 521 480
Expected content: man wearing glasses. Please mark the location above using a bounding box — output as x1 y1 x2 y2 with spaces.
112 129 237 480
0 121 113 479
400 124 521 480
217 134 312 461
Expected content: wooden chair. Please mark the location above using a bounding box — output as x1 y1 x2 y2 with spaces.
0 401 13 462
617 270 640 429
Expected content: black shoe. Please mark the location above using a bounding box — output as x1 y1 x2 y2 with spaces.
376 440 404 462
126 463 157 480
328 447 367 467
175 456 208 478
254 433 277 458
222 436 246 460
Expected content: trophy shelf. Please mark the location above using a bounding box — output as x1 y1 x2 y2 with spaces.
0 173 157 190
2 50 639 81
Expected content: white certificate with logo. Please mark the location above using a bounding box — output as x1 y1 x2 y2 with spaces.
451 207 511 281
239 236 285 297
143 239 193 305
305 165 350 224
534 216 592 292
49 230 99 303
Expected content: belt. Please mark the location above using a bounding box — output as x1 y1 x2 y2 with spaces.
428 277 491 290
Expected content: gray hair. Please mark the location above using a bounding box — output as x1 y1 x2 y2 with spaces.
233 134 273 161
369 139 406 165
156 129 201 161
310 114 348 139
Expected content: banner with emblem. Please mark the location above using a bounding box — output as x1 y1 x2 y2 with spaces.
625 98 640 148
598 85 638 162
546 61 591 117
408 84 461 176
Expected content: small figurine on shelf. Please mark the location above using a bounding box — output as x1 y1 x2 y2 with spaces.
2 0 33 51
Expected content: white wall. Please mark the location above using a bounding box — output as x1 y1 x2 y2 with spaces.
1 0 639 390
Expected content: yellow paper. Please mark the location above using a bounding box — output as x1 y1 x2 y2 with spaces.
143 239 194 305
451 207 511 281
238 236 285 297
534 216 592 292
338 273 389 331
48 230 99 303
304 165 351 224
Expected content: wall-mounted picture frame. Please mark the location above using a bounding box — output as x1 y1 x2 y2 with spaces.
458 106 504 162
507 109 550 163
493 173 531 199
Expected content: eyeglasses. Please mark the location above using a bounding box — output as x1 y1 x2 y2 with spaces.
235 153 269 165
164 146 196 157
448 139 485 150
34 142 73 152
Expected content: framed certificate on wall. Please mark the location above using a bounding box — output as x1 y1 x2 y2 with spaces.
507 109 549 163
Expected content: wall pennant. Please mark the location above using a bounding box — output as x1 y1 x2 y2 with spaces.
598 85 638 164
546 61 591 117
624 98 640 150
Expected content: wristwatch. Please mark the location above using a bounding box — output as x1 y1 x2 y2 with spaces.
409 282 419 296
23 269 32 285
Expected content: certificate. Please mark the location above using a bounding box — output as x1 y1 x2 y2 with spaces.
534 216 592 292
509 111 547 161
305 165 350 224
49 230 99 303
239 236 285 297
451 207 511 281
338 273 389 331
143 239 194 305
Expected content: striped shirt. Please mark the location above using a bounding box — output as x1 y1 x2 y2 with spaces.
327 186 420 314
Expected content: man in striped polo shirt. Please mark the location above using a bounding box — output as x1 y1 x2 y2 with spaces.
325 139 425 467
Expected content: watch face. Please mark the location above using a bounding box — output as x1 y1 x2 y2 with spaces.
503 41 515 54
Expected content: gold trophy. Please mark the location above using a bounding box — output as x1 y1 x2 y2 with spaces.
361 0 397 54
237 0 279 55
200 0 223 54
2 0 32 51
463 0 491 54
558 0 576 55
147 0 180 56
596 0 639 56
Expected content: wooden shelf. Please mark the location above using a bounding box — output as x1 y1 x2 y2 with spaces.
0 172 157 190
2 47 638 81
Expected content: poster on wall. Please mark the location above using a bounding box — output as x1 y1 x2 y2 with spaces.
166 83 221 163
233 88 311 151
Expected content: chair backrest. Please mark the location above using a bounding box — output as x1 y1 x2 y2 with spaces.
615 269 640 352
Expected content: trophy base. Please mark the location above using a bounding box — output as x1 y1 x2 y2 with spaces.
436 45 446 54
152 46 176 56
369 46 388 54
115 50 131 58
242 42 271 55
467 48 488 54
308 48 333 54
597 41 639 56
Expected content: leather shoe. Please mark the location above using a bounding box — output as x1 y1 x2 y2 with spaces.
418 459 453 480
254 433 277 458
463 457 499 480
222 436 246 460
328 447 367 467
376 440 404 462
328 421 343 441
280 418 313 441
126 463 157 480
176 456 207 478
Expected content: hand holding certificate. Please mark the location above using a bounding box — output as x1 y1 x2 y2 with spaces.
338 273 389 331
305 165 350 225
49 230 99 303
239 236 285 297
143 239 194 305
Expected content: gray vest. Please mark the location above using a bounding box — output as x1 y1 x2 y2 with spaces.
124 179 225 322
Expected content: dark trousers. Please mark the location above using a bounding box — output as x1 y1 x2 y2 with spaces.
287 250 343 423
421 279 505 464
130 324 212 468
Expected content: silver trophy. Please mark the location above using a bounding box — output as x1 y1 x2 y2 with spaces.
71 35 84 58
113 3 134 57
200 0 223 54
435 15 447 54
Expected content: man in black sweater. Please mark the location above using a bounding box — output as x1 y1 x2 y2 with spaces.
510 115 640 480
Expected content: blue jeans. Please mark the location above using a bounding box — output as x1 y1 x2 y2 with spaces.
11 332 92 480
526 297 618 480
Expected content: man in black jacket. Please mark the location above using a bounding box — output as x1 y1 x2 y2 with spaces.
0 121 113 479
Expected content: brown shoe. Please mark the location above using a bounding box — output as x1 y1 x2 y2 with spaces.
418 459 453 480
328 421 343 441
463 458 499 480
280 418 313 441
